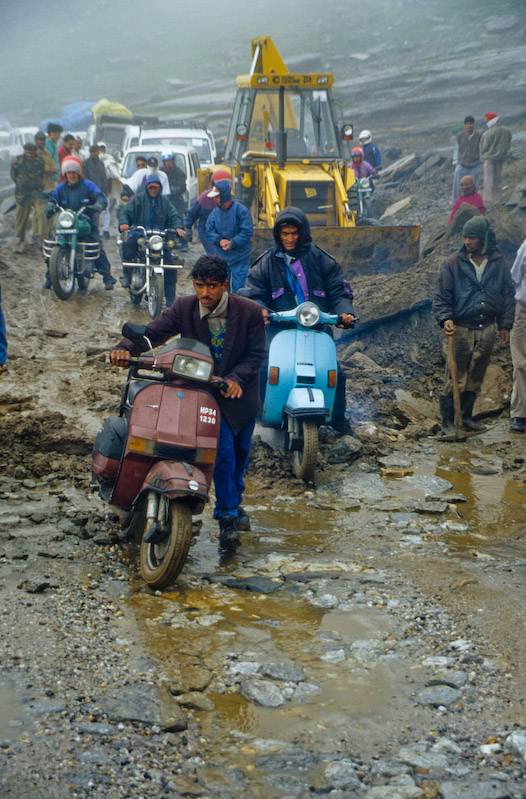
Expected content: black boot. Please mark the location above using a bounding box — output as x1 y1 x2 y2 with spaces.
439 394 455 435
120 267 131 288
460 391 482 431
218 515 240 552
237 506 251 532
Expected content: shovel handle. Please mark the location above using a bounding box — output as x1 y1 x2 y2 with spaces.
448 332 463 429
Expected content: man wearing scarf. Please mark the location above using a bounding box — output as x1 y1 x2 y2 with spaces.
433 217 515 434
118 174 185 304
244 206 355 435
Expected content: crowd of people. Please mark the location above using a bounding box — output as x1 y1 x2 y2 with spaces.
2 110 524 550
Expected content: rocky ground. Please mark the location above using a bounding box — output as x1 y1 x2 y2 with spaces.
2 40 526 799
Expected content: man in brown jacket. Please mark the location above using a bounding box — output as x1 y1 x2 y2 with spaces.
111 255 266 552
32 131 57 246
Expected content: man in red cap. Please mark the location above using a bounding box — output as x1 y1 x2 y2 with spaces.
479 112 512 205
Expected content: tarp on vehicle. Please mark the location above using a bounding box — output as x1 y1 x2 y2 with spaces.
92 99 133 121
60 101 95 131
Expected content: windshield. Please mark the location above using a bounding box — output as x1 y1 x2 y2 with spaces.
141 135 210 163
228 87 340 160
121 151 187 178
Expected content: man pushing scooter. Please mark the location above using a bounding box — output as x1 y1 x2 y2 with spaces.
111 255 265 552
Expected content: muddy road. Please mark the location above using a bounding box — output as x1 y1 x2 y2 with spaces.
1 218 526 799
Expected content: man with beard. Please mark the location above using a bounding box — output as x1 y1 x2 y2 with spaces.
243 206 356 435
447 175 485 225
433 217 514 434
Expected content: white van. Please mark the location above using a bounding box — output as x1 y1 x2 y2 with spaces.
139 124 216 168
119 143 200 206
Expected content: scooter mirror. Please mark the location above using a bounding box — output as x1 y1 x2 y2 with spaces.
122 322 148 341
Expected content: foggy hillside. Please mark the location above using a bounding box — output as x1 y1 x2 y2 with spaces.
1 0 525 138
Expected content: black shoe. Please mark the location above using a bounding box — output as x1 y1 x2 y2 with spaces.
120 274 131 288
218 515 240 552
330 416 354 436
460 391 483 432
104 281 114 291
42 275 51 289
237 507 250 531
510 417 526 433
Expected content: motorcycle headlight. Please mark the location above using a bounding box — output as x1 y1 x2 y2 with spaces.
166 239 175 248
149 234 164 252
172 354 213 381
136 236 146 246
296 301 321 327
359 177 370 189
58 211 75 228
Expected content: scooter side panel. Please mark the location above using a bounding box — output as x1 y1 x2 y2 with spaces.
111 385 220 510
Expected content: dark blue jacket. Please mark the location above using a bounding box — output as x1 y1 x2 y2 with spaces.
363 142 381 169
50 178 107 215
206 183 253 268
245 206 354 317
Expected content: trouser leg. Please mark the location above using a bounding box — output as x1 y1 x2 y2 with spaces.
14 201 31 241
511 301 526 418
229 261 249 293
163 250 177 306
442 325 495 395
213 418 255 518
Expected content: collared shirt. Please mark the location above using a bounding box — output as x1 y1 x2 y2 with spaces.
198 291 229 331
469 256 488 282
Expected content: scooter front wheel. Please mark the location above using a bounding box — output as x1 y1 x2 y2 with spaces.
139 499 192 588
49 245 75 299
292 420 318 482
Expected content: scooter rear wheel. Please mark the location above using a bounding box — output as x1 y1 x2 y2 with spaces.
147 273 163 318
49 245 75 299
292 420 318 482
139 499 192 588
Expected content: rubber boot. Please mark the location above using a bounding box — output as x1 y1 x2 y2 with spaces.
460 391 482 431
439 394 455 435
218 515 240 552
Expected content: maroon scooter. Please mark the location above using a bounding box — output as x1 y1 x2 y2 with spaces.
92 323 225 589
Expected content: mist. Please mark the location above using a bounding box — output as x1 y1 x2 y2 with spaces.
1 0 524 135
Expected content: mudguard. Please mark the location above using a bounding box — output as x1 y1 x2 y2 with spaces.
283 387 329 420
138 460 209 514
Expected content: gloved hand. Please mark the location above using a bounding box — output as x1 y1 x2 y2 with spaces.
44 203 57 219
184 227 193 242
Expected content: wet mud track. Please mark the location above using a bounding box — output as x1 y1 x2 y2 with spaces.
1 242 526 798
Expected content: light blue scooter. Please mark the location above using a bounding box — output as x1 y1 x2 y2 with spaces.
260 301 341 482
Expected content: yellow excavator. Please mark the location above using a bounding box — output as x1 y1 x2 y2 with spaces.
199 36 420 277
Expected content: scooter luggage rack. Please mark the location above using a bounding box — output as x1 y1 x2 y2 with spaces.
42 239 100 260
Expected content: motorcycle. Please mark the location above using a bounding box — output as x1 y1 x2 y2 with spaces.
118 226 184 319
91 322 226 589
43 199 100 299
259 301 351 483
347 176 379 225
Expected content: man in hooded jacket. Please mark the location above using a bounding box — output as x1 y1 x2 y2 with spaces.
118 174 185 304
433 216 515 434
205 179 253 292
243 206 356 435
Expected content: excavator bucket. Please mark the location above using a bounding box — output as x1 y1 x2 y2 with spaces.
250 225 421 278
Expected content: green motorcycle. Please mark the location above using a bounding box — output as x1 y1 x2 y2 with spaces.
43 200 100 300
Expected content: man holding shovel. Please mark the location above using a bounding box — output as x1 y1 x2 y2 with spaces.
433 217 515 437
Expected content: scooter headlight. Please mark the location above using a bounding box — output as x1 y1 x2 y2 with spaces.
172 354 213 381
149 234 164 252
58 211 75 228
296 301 321 327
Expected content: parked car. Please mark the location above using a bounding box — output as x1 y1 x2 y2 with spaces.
138 124 216 168
119 144 200 207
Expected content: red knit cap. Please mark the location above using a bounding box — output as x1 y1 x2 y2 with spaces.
485 112 498 121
